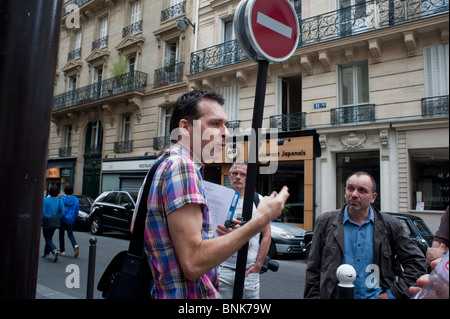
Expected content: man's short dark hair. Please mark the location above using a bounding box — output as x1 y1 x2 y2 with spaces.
64 184 74 195
346 171 377 193
48 185 60 197
169 90 224 142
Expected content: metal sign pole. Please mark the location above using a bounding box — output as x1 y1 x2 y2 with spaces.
232 60 269 299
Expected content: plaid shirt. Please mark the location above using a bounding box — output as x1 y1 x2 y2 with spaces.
139 143 220 299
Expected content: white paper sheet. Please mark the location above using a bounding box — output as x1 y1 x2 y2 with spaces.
203 181 240 237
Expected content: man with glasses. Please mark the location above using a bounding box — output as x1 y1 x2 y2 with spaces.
217 162 271 299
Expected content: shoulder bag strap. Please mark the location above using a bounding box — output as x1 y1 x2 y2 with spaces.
128 153 170 257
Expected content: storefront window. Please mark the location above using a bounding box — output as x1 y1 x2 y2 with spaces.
410 148 449 211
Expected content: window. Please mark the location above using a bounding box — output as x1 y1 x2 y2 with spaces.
423 44 449 98
99 17 108 48
131 1 142 25
159 107 172 138
163 40 178 66
339 61 369 106
338 0 367 37
63 125 72 149
128 56 136 73
121 114 131 142
92 66 103 97
410 148 449 211
217 84 239 122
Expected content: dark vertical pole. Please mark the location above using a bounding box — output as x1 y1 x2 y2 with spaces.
86 237 97 299
0 0 63 298
232 60 269 299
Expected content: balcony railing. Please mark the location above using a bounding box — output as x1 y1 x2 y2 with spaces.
189 1 448 75
67 48 81 61
154 62 185 88
63 0 91 15
422 95 449 118
114 140 133 153
91 36 108 51
123 20 143 38
59 147 72 157
270 112 306 131
300 0 449 46
153 136 171 151
190 39 249 74
161 1 186 22
53 70 147 111
331 104 376 125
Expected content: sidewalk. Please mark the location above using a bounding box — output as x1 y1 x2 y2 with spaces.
36 284 79 299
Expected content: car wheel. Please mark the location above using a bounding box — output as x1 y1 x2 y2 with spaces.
90 216 103 235
268 239 277 258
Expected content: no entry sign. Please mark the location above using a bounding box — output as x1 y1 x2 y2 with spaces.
234 0 299 62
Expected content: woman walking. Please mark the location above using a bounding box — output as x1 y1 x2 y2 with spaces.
42 185 64 262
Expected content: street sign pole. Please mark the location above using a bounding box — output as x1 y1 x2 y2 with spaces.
232 0 299 299
232 59 269 299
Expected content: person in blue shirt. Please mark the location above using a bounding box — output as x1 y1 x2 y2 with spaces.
42 185 65 262
304 171 426 299
59 185 80 257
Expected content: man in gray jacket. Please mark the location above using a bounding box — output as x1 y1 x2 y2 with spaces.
304 171 426 299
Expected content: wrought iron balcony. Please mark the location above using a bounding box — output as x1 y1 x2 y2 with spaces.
53 70 147 111
114 140 133 153
122 20 143 38
58 147 72 157
153 136 171 151
91 36 108 51
270 112 306 131
226 120 241 131
154 62 185 88
190 39 249 74
300 0 449 47
161 1 186 22
331 104 376 125
63 0 91 15
422 95 449 118
67 48 81 61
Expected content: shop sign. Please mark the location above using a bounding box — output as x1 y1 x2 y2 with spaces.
46 168 60 178
224 135 314 163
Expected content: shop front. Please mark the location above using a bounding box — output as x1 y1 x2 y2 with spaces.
211 129 320 231
101 156 158 194
46 157 76 196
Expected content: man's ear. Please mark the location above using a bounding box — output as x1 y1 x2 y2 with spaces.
178 119 191 138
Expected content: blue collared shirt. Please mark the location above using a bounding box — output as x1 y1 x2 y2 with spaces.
334 206 395 299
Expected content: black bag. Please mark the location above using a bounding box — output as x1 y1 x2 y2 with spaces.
97 154 169 299
42 199 62 229
42 215 61 229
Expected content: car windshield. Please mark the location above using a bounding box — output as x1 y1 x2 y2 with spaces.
129 192 138 202
413 219 433 237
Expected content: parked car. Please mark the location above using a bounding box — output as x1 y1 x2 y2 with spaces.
388 212 434 255
73 195 94 229
89 191 138 235
305 212 434 259
268 219 307 258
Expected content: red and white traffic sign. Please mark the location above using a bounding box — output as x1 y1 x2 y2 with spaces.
234 0 299 62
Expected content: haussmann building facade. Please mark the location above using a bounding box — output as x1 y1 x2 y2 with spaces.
48 0 448 232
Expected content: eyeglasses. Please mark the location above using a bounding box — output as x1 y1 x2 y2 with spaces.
231 171 247 178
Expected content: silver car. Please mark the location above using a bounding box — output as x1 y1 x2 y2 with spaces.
268 219 307 257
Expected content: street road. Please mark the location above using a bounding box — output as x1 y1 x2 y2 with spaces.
36 230 307 299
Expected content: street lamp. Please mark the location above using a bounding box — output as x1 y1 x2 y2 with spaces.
176 17 195 33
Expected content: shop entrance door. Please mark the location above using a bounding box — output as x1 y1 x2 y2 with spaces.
261 162 305 224
336 151 380 210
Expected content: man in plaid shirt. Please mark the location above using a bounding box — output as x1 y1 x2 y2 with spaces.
133 90 289 298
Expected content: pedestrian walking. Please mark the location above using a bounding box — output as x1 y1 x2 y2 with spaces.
59 185 80 258
41 185 65 262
